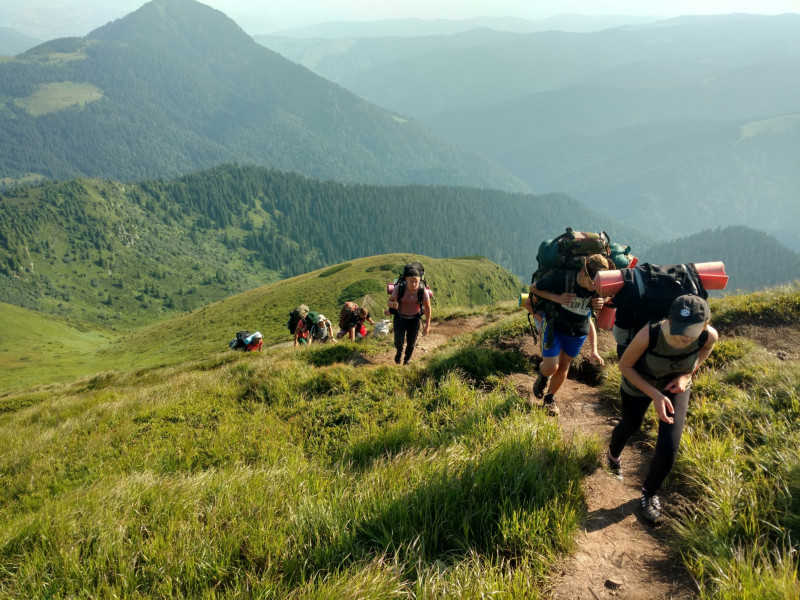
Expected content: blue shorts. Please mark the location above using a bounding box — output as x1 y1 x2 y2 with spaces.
541 324 587 358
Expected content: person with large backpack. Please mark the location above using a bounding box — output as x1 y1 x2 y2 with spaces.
390 262 432 365
606 295 718 523
309 314 336 344
529 253 611 415
337 302 375 341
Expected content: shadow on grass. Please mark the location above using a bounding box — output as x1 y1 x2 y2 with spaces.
426 347 530 383
278 436 587 587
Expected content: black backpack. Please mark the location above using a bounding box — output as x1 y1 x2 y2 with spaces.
610 263 708 333
286 304 310 334
229 330 251 351
393 261 428 308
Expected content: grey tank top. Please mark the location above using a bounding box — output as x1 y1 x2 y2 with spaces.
621 321 706 397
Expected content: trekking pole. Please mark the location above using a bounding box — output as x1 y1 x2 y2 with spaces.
527 313 539 343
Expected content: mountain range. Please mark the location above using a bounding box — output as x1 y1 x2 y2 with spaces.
0 0 525 192
259 14 800 243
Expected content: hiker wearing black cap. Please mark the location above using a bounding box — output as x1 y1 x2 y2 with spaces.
390 267 431 365
529 254 611 415
606 295 718 523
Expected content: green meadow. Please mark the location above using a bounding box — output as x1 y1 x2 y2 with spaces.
0 261 798 598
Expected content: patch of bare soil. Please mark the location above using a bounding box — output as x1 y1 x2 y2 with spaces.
366 316 487 366
720 323 800 361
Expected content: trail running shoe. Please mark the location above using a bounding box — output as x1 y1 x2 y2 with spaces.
606 449 623 481
533 370 549 399
641 492 663 523
543 393 559 416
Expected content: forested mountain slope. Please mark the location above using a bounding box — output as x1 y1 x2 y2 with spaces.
0 165 638 326
0 0 526 192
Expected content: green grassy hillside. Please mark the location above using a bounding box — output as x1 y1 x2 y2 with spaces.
0 302 116 391
0 254 523 393
0 165 642 327
0 284 797 598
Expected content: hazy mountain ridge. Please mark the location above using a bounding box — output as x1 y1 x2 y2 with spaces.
0 0 527 192
259 14 800 240
0 27 41 55
642 225 800 293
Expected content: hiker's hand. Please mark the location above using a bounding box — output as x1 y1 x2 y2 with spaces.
653 394 675 424
591 297 604 310
557 292 577 305
590 351 605 366
422 324 430 336
666 374 691 394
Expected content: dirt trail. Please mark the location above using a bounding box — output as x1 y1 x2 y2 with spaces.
370 315 698 599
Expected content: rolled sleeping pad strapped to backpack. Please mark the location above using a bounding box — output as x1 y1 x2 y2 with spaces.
518 293 529 306
596 261 728 298
594 270 626 297
693 261 729 290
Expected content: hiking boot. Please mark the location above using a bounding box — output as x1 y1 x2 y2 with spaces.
641 492 663 523
403 357 411 365
606 449 623 481
533 370 549 399
394 351 402 364
543 393 559 416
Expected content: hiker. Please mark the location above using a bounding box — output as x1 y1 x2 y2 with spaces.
606 295 718 523
338 306 375 341
529 254 611 415
390 266 432 365
310 314 335 344
293 316 311 347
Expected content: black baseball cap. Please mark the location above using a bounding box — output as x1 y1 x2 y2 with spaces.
669 295 710 337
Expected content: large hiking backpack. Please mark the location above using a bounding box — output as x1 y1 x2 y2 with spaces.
229 330 251 351
610 262 708 337
286 304 310 334
528 228 633 344
303 310 319 332
339 301 359 332
392 261 429 311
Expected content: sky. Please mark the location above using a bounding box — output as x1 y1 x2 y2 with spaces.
3 0 799 39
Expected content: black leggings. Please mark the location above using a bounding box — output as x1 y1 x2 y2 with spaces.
394 314 421 361
609 387 690 495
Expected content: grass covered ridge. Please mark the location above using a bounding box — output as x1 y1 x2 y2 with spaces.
0 322 594 599
1 283 798 598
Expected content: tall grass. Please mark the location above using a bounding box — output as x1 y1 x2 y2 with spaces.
0 331 595 599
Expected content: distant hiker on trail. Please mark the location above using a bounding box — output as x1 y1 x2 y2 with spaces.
310 314 336 344
390 266 432 365
606 295 718 523
338 305 375 341
529 254 611 415
293 316 311 347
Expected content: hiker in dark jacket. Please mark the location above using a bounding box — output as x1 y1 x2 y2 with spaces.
529 254 610 415
342 307 374 341
390 268 432 365
606 295 718 523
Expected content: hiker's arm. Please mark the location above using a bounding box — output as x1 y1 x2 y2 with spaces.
530 283 575 305
619 326 675 424
587 319 604 366
422 295 432 335
348 327 355 341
